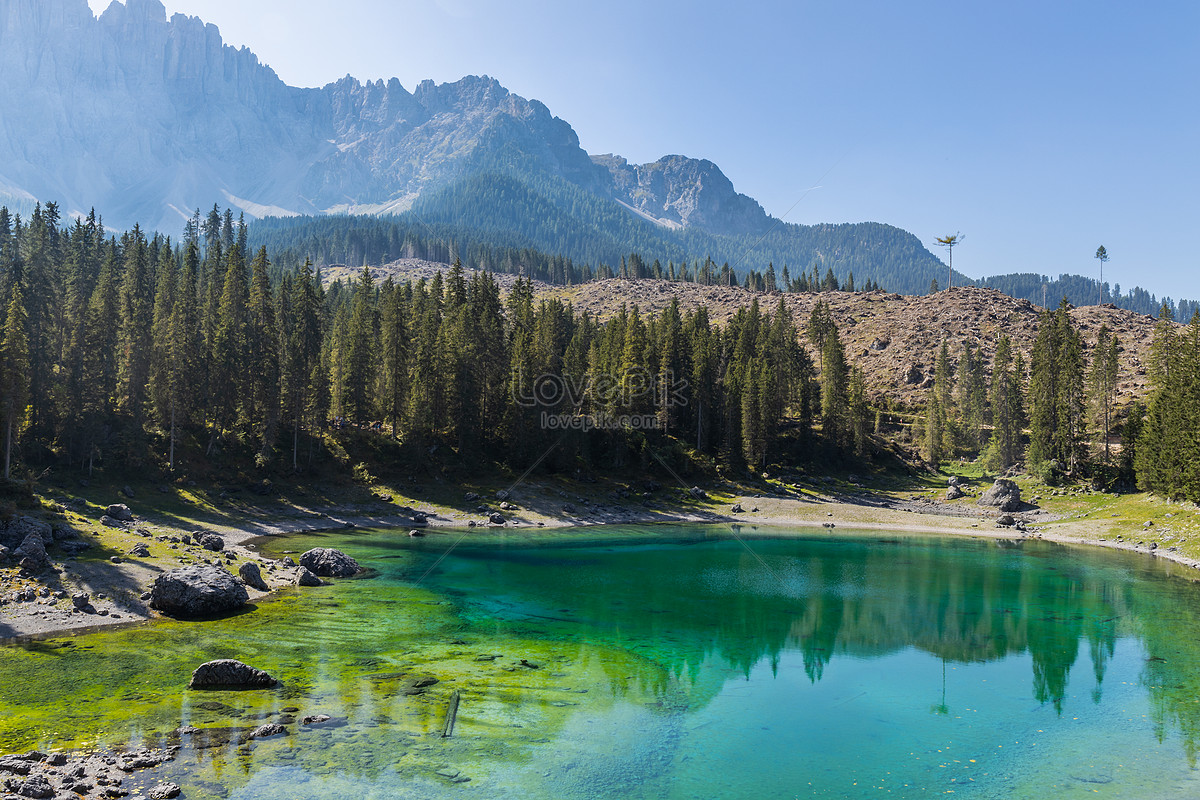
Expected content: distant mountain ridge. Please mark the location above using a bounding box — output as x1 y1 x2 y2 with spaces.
0 0 1191 311
0 0 965 294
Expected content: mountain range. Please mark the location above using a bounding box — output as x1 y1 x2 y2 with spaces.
0 0 1191 312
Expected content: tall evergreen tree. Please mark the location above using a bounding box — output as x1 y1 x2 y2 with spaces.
0 285 29 478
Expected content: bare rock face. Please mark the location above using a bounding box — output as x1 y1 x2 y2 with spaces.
298 548 360 578
149 564 249 619
238 561 269 591
189 659 276 690
977 479 1022 512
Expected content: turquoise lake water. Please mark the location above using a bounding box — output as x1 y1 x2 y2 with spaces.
5 525 1200 799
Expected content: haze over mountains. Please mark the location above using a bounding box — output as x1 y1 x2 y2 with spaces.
0 0 1190 312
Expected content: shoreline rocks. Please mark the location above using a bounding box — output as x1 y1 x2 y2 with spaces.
977 478 1022 513
238 561 269 591
149 564 249 619
298 547 360 578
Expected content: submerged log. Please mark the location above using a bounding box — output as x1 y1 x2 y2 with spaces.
441 690 461 738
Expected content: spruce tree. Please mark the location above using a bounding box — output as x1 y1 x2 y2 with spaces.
0 285 29 479
1088 325 1120 463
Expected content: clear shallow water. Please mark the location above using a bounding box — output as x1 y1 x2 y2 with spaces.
4 525 1200 799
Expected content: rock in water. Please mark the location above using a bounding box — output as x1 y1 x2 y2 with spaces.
149 564 249 619
189 659 277 689
238 561 269 591
298 547 360 577
977 479 1022 512
251 723 286 738
296 566 324 587
148 782 182 799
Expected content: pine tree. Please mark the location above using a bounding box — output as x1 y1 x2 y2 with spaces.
210 240 250 438
819 327 850 446
117 226 154 423
986 335 1024 471
0 285 29 479
246 247 280 454
958 341 987 449
1088 325 1120 463
147 240 178 463
1027 302 1085 473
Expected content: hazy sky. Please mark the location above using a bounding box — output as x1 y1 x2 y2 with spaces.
86 0 1200 302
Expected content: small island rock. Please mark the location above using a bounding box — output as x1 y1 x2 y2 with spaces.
189 659 277 689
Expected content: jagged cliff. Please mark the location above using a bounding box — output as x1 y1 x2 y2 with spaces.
0 0 754 237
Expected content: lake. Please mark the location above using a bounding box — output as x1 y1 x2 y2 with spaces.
4 525 1200 799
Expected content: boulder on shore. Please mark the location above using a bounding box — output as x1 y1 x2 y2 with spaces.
105 504 134 521
977 479 1022 512
197 533 225 552
149 564 249 619
13 533 48 566
238 561 269 591
296 566 324 587
298 547 360 578
189 659 277 689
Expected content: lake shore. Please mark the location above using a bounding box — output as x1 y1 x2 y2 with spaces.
4 481 1200 643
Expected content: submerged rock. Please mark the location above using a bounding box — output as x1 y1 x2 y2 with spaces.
250 723 287 738
150 564 249 619
189 659 277 689
298 547 360 577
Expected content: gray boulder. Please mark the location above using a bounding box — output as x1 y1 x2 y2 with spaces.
296 566 324 587
238 561 269 591
14 774 53 798
71 592 91 611
149 564 249 619
488 512 506 525
148 783 182 800
298 547 360 578
105 504 134 521
197 533 225 552
946 485 965 500
977 479 1022 513
189 659 276 689
10 517 52 544
13 534 48 566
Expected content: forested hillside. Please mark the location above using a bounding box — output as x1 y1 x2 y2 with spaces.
1 201 1197 504
249 171 957 296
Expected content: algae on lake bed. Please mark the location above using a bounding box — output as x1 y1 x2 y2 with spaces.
6 525 1200 799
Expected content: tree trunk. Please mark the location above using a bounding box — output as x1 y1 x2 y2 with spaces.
3 409 11 480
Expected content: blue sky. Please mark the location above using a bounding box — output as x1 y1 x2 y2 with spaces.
87 0 1200 302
